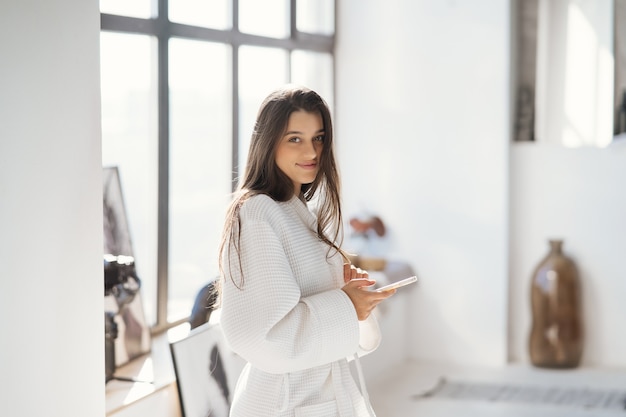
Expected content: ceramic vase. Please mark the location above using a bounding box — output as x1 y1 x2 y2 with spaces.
528 239 583 368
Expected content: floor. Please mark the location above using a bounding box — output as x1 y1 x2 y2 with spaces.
367 360 626 417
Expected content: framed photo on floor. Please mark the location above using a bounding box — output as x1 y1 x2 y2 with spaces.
170 322 245 417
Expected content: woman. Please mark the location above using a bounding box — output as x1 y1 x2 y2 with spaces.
218 85 395 417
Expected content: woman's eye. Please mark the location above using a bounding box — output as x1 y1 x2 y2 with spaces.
288 137 301 143
314 135 325 142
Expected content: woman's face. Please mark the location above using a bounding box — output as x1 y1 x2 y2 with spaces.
275 110 324 195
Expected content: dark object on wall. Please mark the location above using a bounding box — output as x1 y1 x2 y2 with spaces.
617 90 626 135
615 0 626 135
514 85 535 142
513 0 538 142
529 239 583 368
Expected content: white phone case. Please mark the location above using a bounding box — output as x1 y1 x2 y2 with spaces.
375 275 418 292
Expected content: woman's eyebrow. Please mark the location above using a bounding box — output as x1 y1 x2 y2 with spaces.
283 128 325 136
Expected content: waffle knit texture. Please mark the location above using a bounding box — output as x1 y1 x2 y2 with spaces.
221 194 380 417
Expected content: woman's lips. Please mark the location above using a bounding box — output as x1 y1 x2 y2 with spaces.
298 162 317 170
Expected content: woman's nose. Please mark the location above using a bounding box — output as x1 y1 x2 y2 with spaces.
303 140 318 158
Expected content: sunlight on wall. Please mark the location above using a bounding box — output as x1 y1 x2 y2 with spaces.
536 0 614 148
563 2 614 147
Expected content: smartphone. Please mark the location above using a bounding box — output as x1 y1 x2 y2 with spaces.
375 275 418 292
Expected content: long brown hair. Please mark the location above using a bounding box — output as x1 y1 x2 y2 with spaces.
218 85 346 288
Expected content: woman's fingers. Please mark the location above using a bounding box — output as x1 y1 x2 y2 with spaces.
341 279 395 320
343 263 369 282
343 263 351 283
345 278 375 288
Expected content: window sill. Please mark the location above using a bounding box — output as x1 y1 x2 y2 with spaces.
105 327 183 417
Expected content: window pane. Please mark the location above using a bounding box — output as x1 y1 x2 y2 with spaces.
238 46 289 173
100 0 152 18
291 50 334 111
168 38 232 323
239 0 289 38
296 0 334 35
100 32 158 325
169 0 231 29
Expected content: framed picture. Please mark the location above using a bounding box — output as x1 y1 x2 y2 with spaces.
103 166 151 366
103 166 134 258
170 322 246 417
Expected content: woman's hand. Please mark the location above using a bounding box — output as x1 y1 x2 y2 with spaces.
343 263 368 283
341 278 395 321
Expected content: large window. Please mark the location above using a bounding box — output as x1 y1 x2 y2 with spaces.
100 0 335 332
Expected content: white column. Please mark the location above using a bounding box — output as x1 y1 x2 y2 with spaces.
0 0 104 415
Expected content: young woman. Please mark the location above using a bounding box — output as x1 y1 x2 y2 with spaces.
218 85 395 417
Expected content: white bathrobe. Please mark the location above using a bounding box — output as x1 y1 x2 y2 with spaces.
221 194 381 417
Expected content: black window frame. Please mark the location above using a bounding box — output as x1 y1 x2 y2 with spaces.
101 0 335 333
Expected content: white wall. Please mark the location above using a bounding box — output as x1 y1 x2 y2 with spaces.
336 0 511 366
509 142 626 367
336 0 626 370
0 0 104 415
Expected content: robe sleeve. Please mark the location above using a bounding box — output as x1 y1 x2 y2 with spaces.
220 218 362 374
356 313 382 357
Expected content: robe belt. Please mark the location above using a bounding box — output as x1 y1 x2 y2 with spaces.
332 361 355 417
352 354 376 417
